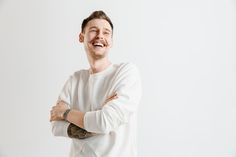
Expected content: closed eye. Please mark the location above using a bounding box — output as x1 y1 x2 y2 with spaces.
103 31 111 36
90 29 97 32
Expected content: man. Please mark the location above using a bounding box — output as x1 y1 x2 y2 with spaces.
50 10 142 157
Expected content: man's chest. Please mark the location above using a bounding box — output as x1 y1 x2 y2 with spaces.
71 76 114 111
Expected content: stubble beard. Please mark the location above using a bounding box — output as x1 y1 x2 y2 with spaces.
91 51 107 60
86 42 109 60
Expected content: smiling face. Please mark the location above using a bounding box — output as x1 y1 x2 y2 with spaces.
79 19 113 60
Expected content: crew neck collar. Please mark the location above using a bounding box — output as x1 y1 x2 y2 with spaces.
89 63 114 77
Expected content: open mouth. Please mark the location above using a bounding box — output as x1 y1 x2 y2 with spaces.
93 43 104 47
92 41 106 48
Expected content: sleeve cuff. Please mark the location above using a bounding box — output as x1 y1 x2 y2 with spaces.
51 121 70 137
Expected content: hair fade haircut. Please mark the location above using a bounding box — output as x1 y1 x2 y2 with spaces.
81 10 113 32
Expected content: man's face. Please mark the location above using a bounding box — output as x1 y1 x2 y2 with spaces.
80 19 113 60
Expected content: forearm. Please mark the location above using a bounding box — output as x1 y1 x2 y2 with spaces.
66 109 85 129
67 123 95 139
65 110 95 139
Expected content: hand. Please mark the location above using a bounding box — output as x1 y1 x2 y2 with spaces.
50 100 69 122
103 93 118 106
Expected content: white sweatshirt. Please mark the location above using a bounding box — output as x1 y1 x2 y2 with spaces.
51 62 142 157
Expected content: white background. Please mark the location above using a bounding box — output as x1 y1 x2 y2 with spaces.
0 0 236 157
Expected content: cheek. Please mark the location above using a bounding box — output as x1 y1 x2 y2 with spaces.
107 38 113 46
85 33 95 42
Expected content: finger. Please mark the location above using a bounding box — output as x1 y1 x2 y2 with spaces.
59 100 66 104
50 116 54 122
108 93 117 99
106 96 115 101
112 96 118 100
50 114 59 121
57 102 65 107
50 114 55 121
57 100 67 105
56 99 60 104
111 95 118 99
52 106 57 110
106 95 118 102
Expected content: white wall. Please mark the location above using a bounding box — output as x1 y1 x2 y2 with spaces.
0 0 236 157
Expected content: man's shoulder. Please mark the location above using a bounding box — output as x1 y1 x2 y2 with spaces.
73 69 88 77
67 69 89 82
111 62 140 82
116 62 139 74
116 62 138 70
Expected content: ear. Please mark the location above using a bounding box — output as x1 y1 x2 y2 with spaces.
79 33 84 43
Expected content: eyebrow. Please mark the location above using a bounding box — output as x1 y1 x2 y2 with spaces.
88 26 97 30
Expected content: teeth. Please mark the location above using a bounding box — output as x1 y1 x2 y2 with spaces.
93 43 104 47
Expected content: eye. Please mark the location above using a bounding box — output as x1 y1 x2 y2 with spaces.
103 31 110 35
90 29 96 32
89 28 98 33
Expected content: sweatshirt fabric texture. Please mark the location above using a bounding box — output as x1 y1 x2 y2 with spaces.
51 62 142 157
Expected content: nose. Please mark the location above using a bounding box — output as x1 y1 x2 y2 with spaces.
96 30 104 39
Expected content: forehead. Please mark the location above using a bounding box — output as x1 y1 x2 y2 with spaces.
85 19 112 31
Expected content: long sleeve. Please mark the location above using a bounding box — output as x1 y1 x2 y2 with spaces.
83 64 142 134
51 76 72 137
51 121 70 137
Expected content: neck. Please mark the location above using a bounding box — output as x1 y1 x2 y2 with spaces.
88 57 111 74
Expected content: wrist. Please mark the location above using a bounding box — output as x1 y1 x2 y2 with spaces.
63 109 71 120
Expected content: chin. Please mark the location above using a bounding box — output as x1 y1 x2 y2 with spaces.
92 53 106 59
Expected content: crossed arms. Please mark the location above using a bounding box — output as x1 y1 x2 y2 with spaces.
50 93 118 139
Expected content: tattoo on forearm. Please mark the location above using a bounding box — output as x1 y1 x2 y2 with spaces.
67 123 95 139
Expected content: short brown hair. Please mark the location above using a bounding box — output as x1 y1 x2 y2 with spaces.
81 10 113 32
